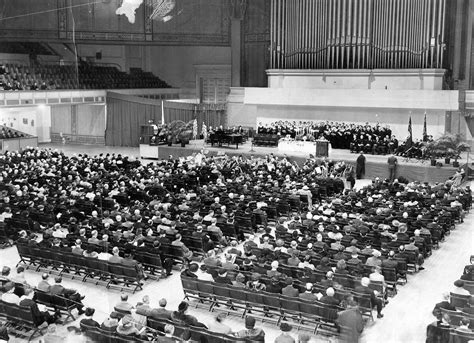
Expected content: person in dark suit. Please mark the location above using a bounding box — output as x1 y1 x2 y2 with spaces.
432 292 456 318
181 263 199 278
320 287 340 308
336 298 364 343
149 298 172 320
281 277 299 298
356 152 366 179
80 307 100 330
354 277 383 319
214 269 233 285
19 287 57 326
299 283 318 302
49 276 85 315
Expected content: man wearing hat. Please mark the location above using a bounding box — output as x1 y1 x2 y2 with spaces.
234 315 265 340
275 322 295 343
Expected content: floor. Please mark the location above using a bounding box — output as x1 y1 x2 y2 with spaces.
2 144 473 343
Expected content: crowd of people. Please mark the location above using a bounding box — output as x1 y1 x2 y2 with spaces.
0 146 471 342
257 120 399 153
0 125 25 140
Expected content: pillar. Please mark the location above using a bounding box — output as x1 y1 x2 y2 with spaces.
230 0 247 87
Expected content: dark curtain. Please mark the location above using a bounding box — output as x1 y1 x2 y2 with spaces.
105 92 162 147
105 92 227 147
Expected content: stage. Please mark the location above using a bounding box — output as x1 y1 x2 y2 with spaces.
145 139 461 184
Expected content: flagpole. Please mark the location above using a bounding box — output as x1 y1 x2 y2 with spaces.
161 100 165 124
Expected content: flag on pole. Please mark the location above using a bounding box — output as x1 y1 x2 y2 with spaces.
422 112 428 141
407 116 413 147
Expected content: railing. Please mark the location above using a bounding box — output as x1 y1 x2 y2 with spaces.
0 89 106 106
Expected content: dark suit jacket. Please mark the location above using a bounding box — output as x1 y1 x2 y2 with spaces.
354 285 376 305
320 295 340 308
281 285 299 297
80 318 100 329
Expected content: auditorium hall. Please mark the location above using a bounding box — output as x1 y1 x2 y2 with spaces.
0 1 473 342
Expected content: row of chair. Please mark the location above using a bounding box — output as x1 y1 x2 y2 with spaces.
16 244 143 293
180 276 347 335
81 317 254 343
0 299 40 341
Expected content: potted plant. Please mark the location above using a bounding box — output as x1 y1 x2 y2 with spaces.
453 140 471 167
428 134 471 167
424 141 437 166
444 148 454 165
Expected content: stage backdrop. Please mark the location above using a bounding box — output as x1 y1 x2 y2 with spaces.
105 92 226 147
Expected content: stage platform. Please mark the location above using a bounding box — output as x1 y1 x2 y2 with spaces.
151 140 461 184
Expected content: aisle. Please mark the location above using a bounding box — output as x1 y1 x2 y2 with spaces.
360 187 474 343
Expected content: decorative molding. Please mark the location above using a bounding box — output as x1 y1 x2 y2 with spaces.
66 31 146 41
0 29 59 39
244 33 270 43
153 33 230 45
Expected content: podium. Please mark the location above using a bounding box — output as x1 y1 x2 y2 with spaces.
316 139 329 157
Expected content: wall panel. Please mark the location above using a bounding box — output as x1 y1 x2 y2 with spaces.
51 105 72 135
0 0 58 31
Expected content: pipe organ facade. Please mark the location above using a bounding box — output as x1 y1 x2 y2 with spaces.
270 0 447 69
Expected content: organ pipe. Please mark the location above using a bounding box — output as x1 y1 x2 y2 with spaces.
269 0 447 69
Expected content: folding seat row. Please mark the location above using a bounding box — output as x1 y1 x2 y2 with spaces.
181 276 340 335
16 244 143 293
81 323 152 343
147 317 248 343
0 299 41 340
33 289 76 321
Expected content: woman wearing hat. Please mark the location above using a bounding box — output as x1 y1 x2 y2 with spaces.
246 273 266 291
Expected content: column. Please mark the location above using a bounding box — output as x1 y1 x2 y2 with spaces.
230 0 247 87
